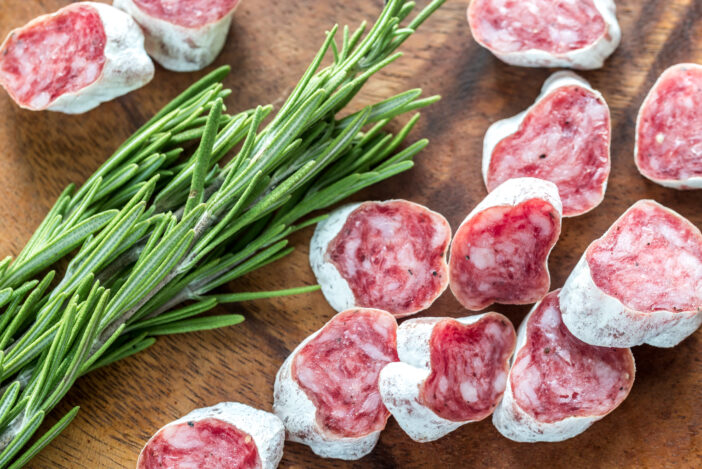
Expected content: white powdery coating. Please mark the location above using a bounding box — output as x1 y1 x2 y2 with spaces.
309 203 361 314
559 201 702 348
113 0 237 72
466 177 563 223
273 319 381 460
379 315 494 443
493 304 606 442
1 2 154 114
482 71 609 217
634 63 702 190
137 402 285 469
467 0 621 70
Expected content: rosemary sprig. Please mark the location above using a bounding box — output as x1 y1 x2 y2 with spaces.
0 0 445 466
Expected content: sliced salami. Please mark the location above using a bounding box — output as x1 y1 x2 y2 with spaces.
448 177 562 311
310 200 451 318
379 313 516 442
137 402 285 469
635 63 702 189
483 72 611 217
0 2 154 114
467 0 621 69
273 308 398 460
560 200 702 348
113 0 240 72
492 290 635 443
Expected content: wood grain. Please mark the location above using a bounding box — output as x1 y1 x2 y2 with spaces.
0 0 701 467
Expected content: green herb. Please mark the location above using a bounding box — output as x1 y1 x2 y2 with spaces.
0 0 445 465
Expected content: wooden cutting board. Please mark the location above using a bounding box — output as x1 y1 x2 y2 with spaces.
0 0 700 467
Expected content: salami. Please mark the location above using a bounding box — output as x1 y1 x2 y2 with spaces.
273 308 398 460
448 177 562 311
113 0 240 72
560 200 702 348
0 2 154 114
310 200 451 318
635 63 702 189
467 0 621 69
137 402 285 469
483 72 611 217
492 291 635 443
379 313 516 442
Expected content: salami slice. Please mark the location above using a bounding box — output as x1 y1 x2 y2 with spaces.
310 200 451 318
635 63 702 189
0 2 154 114
137 402 285 469
492 290 635 443
483 72 611 217
467 0 621 69
560 200 702 348
379 313 516 442
273 308 398 460
448 177 562 311
113 0 240 72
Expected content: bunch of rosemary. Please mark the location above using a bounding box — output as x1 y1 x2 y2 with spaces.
0 0 445 465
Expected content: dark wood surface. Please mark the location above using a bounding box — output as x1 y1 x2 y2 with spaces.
0 0 700 467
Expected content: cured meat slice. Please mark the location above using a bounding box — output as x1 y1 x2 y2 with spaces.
379 313 516 442
560 200 702 348
137 402 285 469
113 0 240 71
448 177 562 311
310 200 451 318
492 290 635 442
483 72 611 217
0 2 154 114
273 308 398 460
467 0 621 69
635 63 702 189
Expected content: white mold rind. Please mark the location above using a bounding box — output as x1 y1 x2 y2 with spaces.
634 63 702 190
309 201 451 318
137 402 285 469
467 177 563 222
492 300 635 442
0 2 154 114
482 71 610 217
113 0 238 72
379 314 505 443
468 0 621 70
559 201 702 348
309 203 361 314
273 309 392 460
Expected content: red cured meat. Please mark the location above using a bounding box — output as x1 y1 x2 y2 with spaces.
636 64 702 188
469 0 605 55
0 5 106 109
132 0 239 28
420 315 516 422
138 418 261 469
587 201 702 314
485 82 611 216
510 291 634 423
291 309 399 438
449 191 561 311
324 201 450 317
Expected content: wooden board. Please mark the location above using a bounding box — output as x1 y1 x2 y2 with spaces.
0 0 700 467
